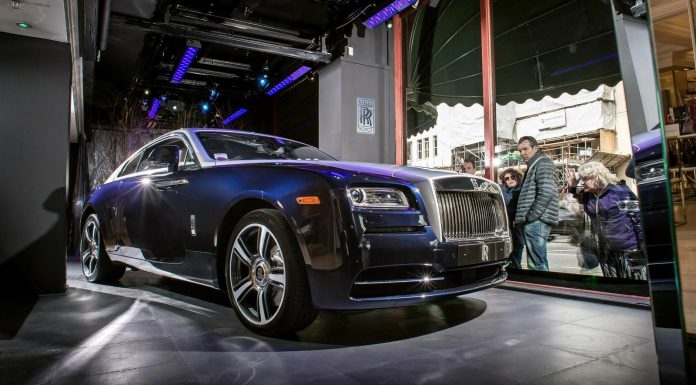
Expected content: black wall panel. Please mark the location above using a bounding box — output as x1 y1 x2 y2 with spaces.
0 32 71 296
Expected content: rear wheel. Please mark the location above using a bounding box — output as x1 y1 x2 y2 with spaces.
81 214 126 283
225 209 317 335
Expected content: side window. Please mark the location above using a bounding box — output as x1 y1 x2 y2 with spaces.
119 152 144 177
136 138 197 173
178 145 197 168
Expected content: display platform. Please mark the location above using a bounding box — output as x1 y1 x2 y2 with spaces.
0 260 659 385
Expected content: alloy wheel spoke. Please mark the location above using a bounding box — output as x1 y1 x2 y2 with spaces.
233 239 253 267
268 267 286 288
257 289 270 323
90 224 98 245
233 277 254 303
84 226 93 244
257 226 270 259
88 255 97 275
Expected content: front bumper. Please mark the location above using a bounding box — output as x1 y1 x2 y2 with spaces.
306 227 510 310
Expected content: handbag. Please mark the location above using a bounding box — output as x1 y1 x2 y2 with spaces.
576 213 600 269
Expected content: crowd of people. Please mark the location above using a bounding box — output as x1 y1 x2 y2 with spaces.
491 136 646 280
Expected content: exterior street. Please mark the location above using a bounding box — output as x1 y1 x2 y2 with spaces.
519 235 602 276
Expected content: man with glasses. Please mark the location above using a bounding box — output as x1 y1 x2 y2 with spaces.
515 136 559 271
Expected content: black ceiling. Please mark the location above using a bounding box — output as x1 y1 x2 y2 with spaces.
87 0 377 128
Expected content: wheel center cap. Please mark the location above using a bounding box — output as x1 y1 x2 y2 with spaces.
251 259 269 288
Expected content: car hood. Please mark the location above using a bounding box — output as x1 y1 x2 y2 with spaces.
214 159 478 184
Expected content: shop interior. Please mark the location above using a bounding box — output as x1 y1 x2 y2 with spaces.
651 0 696 337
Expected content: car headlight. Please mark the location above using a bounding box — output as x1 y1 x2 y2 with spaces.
347 187 409 209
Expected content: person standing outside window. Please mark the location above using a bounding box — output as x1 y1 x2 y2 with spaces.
459 160 476 174
515 136 559 271
565 162 646 280
499 168 524 269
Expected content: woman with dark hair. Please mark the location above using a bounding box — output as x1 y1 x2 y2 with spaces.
499 168 524 268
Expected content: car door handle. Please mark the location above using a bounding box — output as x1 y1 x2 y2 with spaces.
153 179 189 190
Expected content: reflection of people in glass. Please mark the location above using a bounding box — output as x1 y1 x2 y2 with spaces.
457 160 475 174
516 136 559 271
566 162 646 280
499 168 524 269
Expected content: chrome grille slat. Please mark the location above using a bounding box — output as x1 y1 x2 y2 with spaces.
436 191 500 240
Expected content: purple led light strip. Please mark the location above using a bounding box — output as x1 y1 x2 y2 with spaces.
266 66 312 96
170 46 199 84
223 108 248 125
147 98 161 120
362 0 417 29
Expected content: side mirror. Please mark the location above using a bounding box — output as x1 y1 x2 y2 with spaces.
147 145 180 173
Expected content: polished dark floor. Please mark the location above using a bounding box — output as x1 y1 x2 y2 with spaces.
0 260 659 385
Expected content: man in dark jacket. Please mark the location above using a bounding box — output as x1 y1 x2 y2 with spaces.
515 136 559 270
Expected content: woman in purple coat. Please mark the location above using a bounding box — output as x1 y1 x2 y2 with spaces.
566 162 646 280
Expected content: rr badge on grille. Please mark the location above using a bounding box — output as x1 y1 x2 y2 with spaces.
481 244 489 261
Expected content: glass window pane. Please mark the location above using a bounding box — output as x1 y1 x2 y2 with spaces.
405 0 483 174
493 0 645 280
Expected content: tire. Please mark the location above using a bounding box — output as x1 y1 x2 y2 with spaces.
80 213 126 283
225 209 317 335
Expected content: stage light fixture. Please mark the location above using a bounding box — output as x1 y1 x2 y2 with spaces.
223 108 248 125
147 98 161 120
362 0 417 29
257 74 269 88
201 102 210 112
144 89 150 96
386 19 393 29
266 66 312 96
170 40 201 84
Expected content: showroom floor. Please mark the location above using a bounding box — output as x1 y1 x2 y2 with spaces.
0 260 659 385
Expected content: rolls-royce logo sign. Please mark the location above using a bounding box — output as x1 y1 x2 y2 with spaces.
357 97 375 135
481 244 489 261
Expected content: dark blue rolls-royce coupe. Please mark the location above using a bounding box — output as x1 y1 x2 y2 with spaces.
80 128 511 335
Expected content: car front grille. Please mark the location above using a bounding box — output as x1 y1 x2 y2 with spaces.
436 191 504 240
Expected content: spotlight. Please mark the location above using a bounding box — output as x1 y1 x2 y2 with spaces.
144 89 150 96
257 60 270 90
201 102 210 113
257 74 269 89
307 72 316 82
209 88 219 101
386 19 393 29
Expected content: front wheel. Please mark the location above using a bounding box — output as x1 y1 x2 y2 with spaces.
80 213 125 283
225 209 317 335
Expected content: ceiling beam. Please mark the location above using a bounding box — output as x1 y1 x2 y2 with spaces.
111 14 331 63
161 64 245 79
170 8 314 46
197 58 251 71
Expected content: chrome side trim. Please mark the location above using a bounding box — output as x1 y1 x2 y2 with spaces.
108 249 217 289
349 270 507 302
354 277 445 285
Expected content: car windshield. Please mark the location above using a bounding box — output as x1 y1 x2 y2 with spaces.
196 132 336 161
